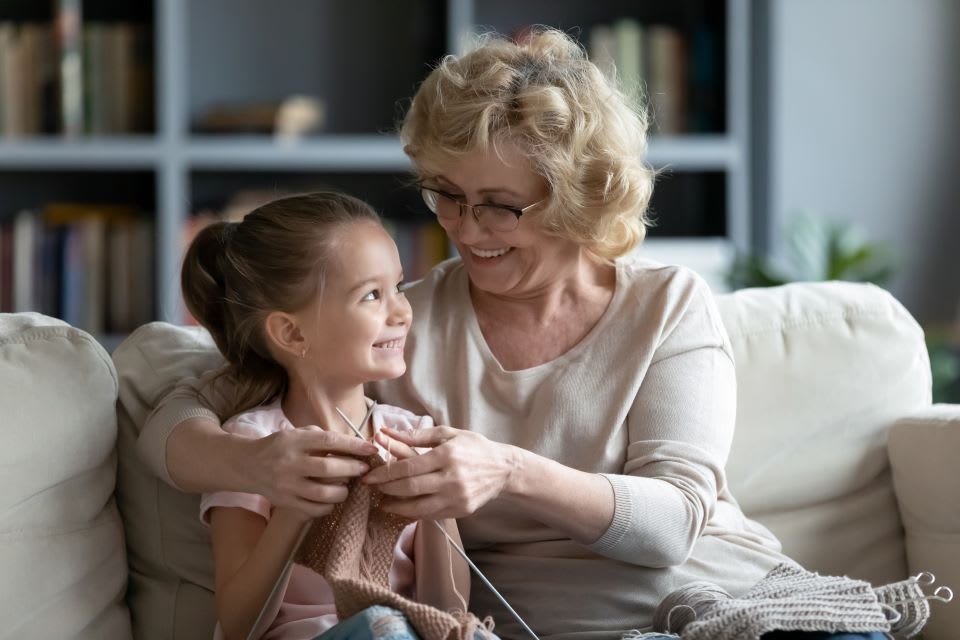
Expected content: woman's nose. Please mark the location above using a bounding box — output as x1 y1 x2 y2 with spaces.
454 204 487 242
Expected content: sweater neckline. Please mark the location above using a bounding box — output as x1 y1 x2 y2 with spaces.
458 259 625 377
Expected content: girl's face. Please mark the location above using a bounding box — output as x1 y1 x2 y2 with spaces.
425 142 582 299
296 221 412 385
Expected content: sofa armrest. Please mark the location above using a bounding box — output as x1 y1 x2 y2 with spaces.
888 404 960 640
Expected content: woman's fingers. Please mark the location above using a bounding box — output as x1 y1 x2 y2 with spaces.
250 427 378 511
300 454 370 480
378 425 459 448
379 494 450 520
374 430 418 460
373 470 446 498
295 479 350 505
362 445 444 485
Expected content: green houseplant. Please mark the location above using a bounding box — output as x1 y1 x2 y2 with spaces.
726 212 960 403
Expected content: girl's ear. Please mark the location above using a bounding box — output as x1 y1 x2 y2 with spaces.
263 311 306 358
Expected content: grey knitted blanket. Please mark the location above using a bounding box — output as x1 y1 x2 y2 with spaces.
637 563 904 640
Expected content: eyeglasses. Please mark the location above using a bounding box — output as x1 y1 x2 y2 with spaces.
419 185 544 233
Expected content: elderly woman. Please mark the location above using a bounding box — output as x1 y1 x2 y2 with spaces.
144 29 889 640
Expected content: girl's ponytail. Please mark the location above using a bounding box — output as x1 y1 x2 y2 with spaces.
181 222 234 355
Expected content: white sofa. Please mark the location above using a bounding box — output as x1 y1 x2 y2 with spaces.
1 281 958 640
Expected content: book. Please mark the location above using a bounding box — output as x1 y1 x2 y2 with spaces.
588 24 617 81
56 0 84 137
614 18 645 101
0 222 12 312
647 25 688 135
13 209 37 312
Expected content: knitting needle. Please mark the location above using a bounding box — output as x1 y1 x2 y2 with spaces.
336 405 541 640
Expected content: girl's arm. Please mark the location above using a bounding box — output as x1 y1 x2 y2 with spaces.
209 506 310 640
413 518 470 612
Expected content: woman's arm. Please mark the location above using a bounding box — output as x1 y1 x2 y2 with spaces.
366 427 615 545
140 377 378 514
413 518 471 612
366 290 736 567
209 506 309 640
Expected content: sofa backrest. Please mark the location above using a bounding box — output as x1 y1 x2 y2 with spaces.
0 313 131 639
113 322 224 640
716 281 931 585
111 281 933 638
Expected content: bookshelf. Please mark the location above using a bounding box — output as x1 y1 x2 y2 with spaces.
0 0 754 341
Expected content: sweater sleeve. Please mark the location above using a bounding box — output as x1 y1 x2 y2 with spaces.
587 283 737 567
136 367 242 489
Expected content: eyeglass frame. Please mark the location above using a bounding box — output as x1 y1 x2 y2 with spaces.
418 184 546 231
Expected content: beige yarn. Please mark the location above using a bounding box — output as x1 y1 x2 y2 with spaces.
295 452 490 640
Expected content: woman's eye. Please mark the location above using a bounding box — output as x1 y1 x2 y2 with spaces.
362 290 380 302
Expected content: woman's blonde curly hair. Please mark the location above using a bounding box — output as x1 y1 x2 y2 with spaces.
400 27 655 260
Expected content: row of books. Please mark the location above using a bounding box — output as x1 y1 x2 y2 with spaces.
587 20 722 134
0 205 154 334
0 9 152 137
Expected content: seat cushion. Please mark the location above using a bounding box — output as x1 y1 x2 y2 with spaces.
0 313 131 639
717 282 930 585
113 322 224 640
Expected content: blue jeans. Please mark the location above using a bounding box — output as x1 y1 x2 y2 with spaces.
316 611 885 640
313 605 495 640
644 635 888 640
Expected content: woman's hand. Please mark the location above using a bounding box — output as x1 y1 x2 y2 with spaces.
247 427 379 518
363 426 521 519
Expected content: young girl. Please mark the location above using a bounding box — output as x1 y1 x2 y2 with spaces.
180 191 469 640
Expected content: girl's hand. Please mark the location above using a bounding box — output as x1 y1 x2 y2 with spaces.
249 427 378 518
363 426 521 519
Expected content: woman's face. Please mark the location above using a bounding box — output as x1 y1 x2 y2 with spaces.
425 142 581 299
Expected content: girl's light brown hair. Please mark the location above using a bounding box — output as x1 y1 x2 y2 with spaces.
401 27 655 260
181 191 380 416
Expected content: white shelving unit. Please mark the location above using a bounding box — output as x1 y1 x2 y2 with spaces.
0 0 752 328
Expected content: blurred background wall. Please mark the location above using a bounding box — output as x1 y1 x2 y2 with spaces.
763 0 960 324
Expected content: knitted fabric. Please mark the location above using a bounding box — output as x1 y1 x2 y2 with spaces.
873 576 931 639
295 452 490 640
660 563 893 640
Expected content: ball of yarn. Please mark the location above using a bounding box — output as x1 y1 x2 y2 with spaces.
653 581 733 633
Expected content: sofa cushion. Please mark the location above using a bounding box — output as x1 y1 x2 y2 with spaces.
717 282 930 585
888 405 960 640
0 313 131 639
113 322 224 640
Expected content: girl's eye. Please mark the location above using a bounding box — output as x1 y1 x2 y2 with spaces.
361 290 380 302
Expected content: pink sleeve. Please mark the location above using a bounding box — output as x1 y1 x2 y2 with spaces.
199 412 275 525
388 522 418 597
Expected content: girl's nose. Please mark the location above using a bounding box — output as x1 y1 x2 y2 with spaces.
389 292 412 325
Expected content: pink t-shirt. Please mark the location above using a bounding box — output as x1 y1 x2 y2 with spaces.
200 399 434 640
